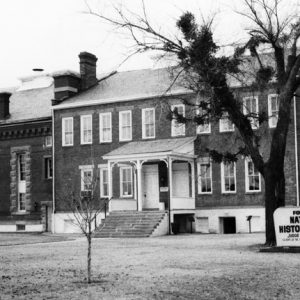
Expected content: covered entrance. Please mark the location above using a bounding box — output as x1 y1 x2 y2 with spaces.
102 137 196 216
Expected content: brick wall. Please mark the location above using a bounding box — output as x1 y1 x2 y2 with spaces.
54 90 298 211
0 121 52 215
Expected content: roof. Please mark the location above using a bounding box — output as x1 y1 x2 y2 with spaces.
55 67 190 109
103 137 195 159
0 76 54 124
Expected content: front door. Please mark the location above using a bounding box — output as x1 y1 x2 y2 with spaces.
142 164 159 209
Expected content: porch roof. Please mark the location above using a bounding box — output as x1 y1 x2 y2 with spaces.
103 136 196 161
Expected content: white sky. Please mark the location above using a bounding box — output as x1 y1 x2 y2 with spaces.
0 0 298 88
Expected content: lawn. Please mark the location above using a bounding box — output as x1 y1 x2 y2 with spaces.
0 233 299 299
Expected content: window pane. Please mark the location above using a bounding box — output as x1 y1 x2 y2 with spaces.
19 193 26 211
199 163 212 193
19 154 26 181
223 162 236 192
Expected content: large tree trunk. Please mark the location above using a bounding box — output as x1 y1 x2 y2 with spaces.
264 165 285 246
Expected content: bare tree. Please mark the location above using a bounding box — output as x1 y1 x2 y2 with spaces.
85 0 300 245
62 166 107 284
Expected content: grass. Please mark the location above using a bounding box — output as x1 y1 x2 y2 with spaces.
0 233 299 299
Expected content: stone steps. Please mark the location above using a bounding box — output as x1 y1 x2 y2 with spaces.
94 211 167 238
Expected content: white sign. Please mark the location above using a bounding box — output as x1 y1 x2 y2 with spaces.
274 207 300 247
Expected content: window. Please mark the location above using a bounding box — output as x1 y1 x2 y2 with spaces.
18 193 26 211
44 157 52 179
243 96 259 129
245 159 261 192
18 154 26 181
80 167 93 192
99 112 112 143
142 108 155 139
221 162 236 193
45 136 52 147
171 104 185 137
268 94 279 128
219 112 234 132
62 117 73 146
119 111 132 141
196 109 210 134
198 159 212 194
120 167 133 197
100 167 109 197
80 115 92 144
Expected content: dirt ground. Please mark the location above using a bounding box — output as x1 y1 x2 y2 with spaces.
0 233 299 300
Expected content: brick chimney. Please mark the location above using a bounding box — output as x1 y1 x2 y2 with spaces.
0 92 11 119
79 52 98 91
52 71 81 105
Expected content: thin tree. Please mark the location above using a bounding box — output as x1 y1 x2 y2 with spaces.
63 167 106 284
86 0 300 245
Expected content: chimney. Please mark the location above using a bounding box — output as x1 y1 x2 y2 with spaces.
0 93 11 119
79 52 98 91
52 71 81 105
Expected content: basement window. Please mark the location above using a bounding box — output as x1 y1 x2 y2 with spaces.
16 224 25 231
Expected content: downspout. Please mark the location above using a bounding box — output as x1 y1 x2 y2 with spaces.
293 95 300 206
51 108 56 232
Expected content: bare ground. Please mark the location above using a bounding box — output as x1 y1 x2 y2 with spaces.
0 233 299 300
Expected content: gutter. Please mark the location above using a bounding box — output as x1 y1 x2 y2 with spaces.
51 108 56 233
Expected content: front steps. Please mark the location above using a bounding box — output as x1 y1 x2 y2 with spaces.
94 211 168 238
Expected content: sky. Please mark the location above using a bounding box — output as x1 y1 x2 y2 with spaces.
0 0 298 88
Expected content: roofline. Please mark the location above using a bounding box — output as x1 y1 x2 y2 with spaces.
52 90 193 111
103 151 196 161
0 116 51 127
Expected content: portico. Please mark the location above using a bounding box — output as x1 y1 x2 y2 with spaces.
102 137 197 220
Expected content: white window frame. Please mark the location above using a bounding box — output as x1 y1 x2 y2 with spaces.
99 112 112 143
142 108 155 139
197 160 212 194
120 166 133 197
196 109 211 134
45 136 52 147
245 159 261 193
243 96 259 129
80 115 93 145
100 167 109 197
219 112 234 132
62 117 73 146
119 110 132 141
268 94 279 128
79 165 94 192
171 104 185 137
221 162 236 194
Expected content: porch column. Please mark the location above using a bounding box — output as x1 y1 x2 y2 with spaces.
168 157 173 209
136 160 142 211
190 161 195 198
107 161 113 211
168 156 173 234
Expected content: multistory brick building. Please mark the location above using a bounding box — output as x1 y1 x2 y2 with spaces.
0 67 81 232
0 76 53 232
52 52 300 234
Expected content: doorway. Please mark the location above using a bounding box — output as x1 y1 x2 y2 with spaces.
142 164 159 209
221 217 236 234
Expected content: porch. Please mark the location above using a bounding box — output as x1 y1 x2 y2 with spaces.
102 137 197 218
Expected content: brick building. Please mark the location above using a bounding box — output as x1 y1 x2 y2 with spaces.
0 75 53 232
0 67 82 232
52 52 300 234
